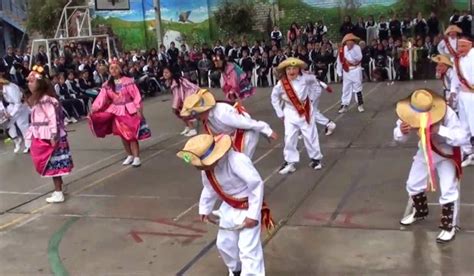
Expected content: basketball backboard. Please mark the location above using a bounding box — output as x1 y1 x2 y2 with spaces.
95 0 130 11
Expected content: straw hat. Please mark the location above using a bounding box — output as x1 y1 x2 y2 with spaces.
276 57 307 73
180 89 216 117
342 33 360 45
0 78 10 85
177 134 232 167
396 89 446 128
431 55 452 67
444 25 462 35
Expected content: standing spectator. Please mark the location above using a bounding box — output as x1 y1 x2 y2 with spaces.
35 45 48 66
270 26 283 48
302 22 316 45
257 51 271 87
315 20 328 43
3 46 16 73
427 12 440 39
378 15 390 42
366 15 378 42
354 17 367 42
224 39 234 56
228 42 240 62
413 12 428 39
189 43 201 64
460 11 472 37
389 14 403 41
239 49 254 81
197 53 212 87
179 44 189 60
213 40 225 55
167 42 180 66
401 15 413 37
340 15 355 37
449 10 461 27
201 43 213 59
287 22 300 46
158 44 169 66
360 41 371 81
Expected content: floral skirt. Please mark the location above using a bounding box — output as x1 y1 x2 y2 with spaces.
89 112 151 142
30 137 74 177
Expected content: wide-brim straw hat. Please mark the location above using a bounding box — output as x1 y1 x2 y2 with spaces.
342 33 361 45
0 78 10 85
180 89 216 117
431 55 452 67
276 57 307 73
177 134 232 167
444 25 462 35
396 89 446 128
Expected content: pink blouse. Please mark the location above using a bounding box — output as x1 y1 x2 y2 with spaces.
92 77 142 116
27 95 66 140
171 78 199 110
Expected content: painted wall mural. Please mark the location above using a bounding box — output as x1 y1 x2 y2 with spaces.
91 0 470 51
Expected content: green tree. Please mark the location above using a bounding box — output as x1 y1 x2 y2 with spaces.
214 1 256 37
26 0 83 37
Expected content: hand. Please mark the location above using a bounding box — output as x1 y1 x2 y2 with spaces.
201 215 217 224
242 217 259 228
400 121 412 135
431 123 440 134
269 131 278 140
326 86 333 93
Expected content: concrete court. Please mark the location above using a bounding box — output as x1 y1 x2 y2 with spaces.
0 80 473 276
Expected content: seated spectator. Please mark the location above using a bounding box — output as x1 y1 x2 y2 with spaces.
360 41 371 81
372 43 388 81
238 49 254 81
315 20 328 43
54 73 84 122
94 64 109 87
272 49 287 67
78 70 99 98
256 51 272 87
182 54 198 84
66 70 90 113
287 22 300 46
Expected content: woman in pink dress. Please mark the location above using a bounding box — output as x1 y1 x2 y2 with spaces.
163 66 198 137
26 65 74 203
212 53 255 102
89 59 151 167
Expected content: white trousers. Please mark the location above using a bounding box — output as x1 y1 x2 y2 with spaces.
7 111 30 147
341 68 363 106
216 203 265 276
405 150 460 224
312 98 330 126
283 111 322 163
458 91 474 155
241 130 260 160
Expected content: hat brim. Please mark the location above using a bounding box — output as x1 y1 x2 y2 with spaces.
342 34 361 45
176 135 232 167
276 58 307 73
444 26 462 35
180 89 216 117
396 92 447 128
431 56 452 67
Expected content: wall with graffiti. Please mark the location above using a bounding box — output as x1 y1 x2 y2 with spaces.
92 0 470 51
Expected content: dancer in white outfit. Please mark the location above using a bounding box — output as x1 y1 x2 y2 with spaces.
450 37 474 167
177 134 273 276
336 33 365 113
431 55 458 110
271 58 323 174
180 89 277 159
0 78 30 153
437 25 462 59
395 89 470 243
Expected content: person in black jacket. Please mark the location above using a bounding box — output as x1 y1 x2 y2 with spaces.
354 17 367 42
239 49 254 81
413 12 427 39
460 11 472 37
378 15 390 41
167 42 180 66
427 12 440 40
339 16 355 38
389 14 402 41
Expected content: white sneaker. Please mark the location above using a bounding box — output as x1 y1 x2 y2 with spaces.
338 105 348 114
13 138 22 153
23 147 30 154
278 162 296 175
70 117 78 124
180 127 190 135
46 191 65 203
122 155 134 166
184 129 197 137
400 209 425 226
357 105 365 113
325 121 336 136
436 228 456 243
132 157 141 167
461 154 474 167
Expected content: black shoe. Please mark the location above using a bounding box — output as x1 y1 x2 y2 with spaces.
233 271 241 276
309 159 322 170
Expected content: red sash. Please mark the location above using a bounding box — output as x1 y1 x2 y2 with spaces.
454 57 474 92
205 170 275 231
338 47 361 72
281 77 311 123
432 143 462 180
203 102 246 153
444 37 458 58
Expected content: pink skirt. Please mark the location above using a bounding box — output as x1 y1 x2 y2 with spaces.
30 137 74 177
89 112 151 142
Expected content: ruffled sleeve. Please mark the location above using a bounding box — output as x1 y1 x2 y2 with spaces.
92 84 110 112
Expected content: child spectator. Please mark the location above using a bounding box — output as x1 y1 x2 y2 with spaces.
378 15 390 41
270 26 283 48
427 12 440 39
390 14 403 41
197 53 212 87
340 16 355 37
239 49 254 81
413 12 428 39
315 20 328 43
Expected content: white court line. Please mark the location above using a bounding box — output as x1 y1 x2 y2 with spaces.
0 191 43 196
172 82 383 221
428 203 474 207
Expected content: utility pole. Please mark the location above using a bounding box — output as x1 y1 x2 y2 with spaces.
154 0 163 47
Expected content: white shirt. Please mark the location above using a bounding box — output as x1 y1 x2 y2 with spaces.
451 48 474 93
437 37 458 57
393 107 470 154
271 73 318 119
199 150 264 220
2 82 25 117
207 103 273 137
336 45 363 76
